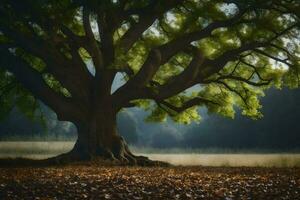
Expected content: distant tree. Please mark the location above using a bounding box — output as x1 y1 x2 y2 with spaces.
0 104 77 140
0 0 299 164
0 108 44 139
149 127 181 148
183 88 300 149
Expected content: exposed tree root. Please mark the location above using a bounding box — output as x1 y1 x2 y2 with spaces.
0 154 170 168
0 138 170 167
42 140 170 167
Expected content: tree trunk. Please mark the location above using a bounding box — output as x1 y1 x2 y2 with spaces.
43 72 169 166
70 113 137 163
72 113 134 162
0 106 169 167
46 108 164 166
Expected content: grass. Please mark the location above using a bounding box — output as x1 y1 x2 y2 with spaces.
140 153 300 167
0 141 300 167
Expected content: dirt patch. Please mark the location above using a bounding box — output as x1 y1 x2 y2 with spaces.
0 166 299 199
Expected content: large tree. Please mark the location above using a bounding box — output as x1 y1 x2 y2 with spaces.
0 0 299 164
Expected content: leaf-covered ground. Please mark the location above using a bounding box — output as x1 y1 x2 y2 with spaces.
0 165 299 200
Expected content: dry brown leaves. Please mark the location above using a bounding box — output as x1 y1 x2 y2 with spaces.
0 166 299 199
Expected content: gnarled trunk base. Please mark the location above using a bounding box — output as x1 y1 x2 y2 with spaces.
45 124 169 166
45 138 168 167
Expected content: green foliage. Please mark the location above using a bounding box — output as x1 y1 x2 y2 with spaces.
172 107 201 124
198 84 236 118
43 74 71 97
146 106 168 123
0 69 45 125
16 49 46 72
0 0 299 126
142 1 299 123
0 70 15 120
15 93 37 120
131 99 152 110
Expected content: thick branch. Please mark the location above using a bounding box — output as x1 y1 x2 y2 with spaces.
0 49 83 121
113 46 205 109
0 5 93 100
118 0 184 52
111 48 162 110
112 7 248 108
118 16 156 52
116 48 161 90
131 41 266 107
158 9 248 64
198 22 299 81
199 42 267 81
97 12 115 66
61 25 89 50
83 7 104 73
60 26 94 85
153 47 205 100
0 24 91 100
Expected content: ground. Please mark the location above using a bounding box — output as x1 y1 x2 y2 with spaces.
0 165 299 200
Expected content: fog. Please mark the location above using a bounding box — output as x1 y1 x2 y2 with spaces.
1 142 299 167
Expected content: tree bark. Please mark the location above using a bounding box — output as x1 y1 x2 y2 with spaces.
71 114 135 162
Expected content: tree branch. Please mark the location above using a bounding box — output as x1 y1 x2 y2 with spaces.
112 6 250 109
157 97 219 114
158 8 248 64
0 49 84 121
199 42 267 81
198 22 299 81
153 46 205 100
83 7 104 73
207 74 271 87
118 0 184 52
269 43 294 58
114 48 162 94
240 60 270 82
97 11 115 66
254 49 293 67
0 24 91 100
214 80 249 108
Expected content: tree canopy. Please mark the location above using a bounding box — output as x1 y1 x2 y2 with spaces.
0 0 299 124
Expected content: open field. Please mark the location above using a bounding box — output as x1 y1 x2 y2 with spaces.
0 165 299 199
0 142 300 167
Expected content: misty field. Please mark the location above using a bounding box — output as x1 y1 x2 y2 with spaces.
0 142 300 199
0 142 300 167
